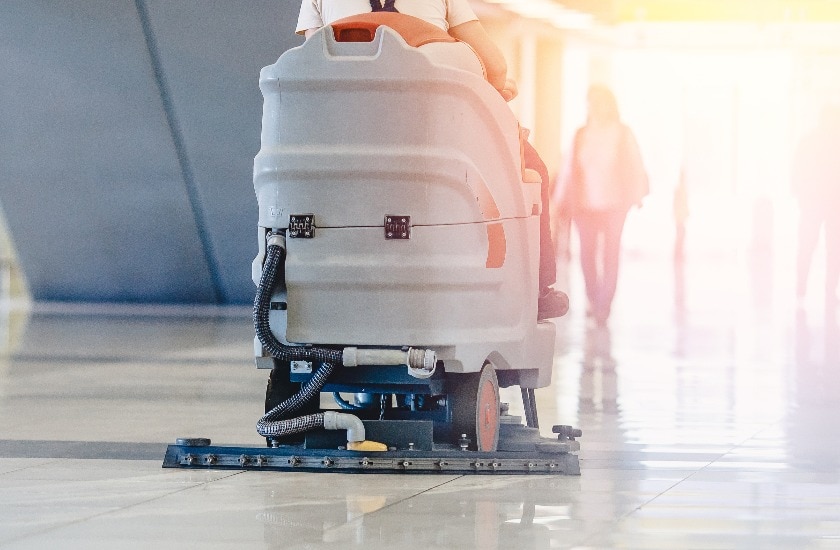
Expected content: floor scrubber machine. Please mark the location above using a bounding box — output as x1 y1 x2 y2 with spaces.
164 13 581 474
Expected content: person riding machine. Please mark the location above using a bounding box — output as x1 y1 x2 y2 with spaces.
164 12 581 474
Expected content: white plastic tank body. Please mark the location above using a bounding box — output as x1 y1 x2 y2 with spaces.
253 24 554 387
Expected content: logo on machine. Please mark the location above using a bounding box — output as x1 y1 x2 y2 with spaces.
268 206 285 218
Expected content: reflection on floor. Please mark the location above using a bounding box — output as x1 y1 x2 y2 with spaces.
0 251 839 549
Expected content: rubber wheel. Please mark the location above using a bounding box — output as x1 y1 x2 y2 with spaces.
449 363 500 451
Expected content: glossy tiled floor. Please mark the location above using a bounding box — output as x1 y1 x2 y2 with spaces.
1 248 839 549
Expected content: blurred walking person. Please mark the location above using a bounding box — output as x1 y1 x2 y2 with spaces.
792 105 840 312
559 85 648 326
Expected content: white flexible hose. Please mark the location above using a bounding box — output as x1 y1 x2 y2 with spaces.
342 347 437 378
322 411 365 442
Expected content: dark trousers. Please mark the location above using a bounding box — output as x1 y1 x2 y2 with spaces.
523 141 556 292
574 209 628 321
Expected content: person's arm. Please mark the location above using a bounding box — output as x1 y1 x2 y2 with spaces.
296 0 323 37
448 20 516 100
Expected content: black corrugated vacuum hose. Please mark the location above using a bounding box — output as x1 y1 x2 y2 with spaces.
253 240 343 365
257 412 327 439
253 237 342 437
257 360 336 437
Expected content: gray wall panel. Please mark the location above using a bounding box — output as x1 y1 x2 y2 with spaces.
143 0 303 303
0 0 303 304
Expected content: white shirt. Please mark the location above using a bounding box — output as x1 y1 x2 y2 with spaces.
296 0 478 34
578 123 623 211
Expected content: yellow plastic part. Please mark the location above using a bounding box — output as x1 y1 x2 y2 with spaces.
347 440 388 452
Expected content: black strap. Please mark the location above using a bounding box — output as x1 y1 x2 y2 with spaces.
369 0 398 12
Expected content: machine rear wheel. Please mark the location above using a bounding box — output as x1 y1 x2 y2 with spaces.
449 362 500 451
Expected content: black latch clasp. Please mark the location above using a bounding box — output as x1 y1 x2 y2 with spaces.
289 214 315 238
385 215 410 240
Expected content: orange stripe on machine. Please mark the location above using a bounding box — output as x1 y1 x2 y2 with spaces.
485 222 506 268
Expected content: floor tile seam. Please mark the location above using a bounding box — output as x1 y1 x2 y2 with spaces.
568 467 718 547
703 418 787 467
589 437 763 531
617 474 698 519
0 458 62 478
615 418 789 520
8 354 249 366
317 474 465 535
0 440 168 461
654 426 773 481
0 470 245 546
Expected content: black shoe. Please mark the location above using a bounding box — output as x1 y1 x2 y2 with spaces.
538 287 569 320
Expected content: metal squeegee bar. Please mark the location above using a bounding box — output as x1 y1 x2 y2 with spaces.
163 444 581 475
